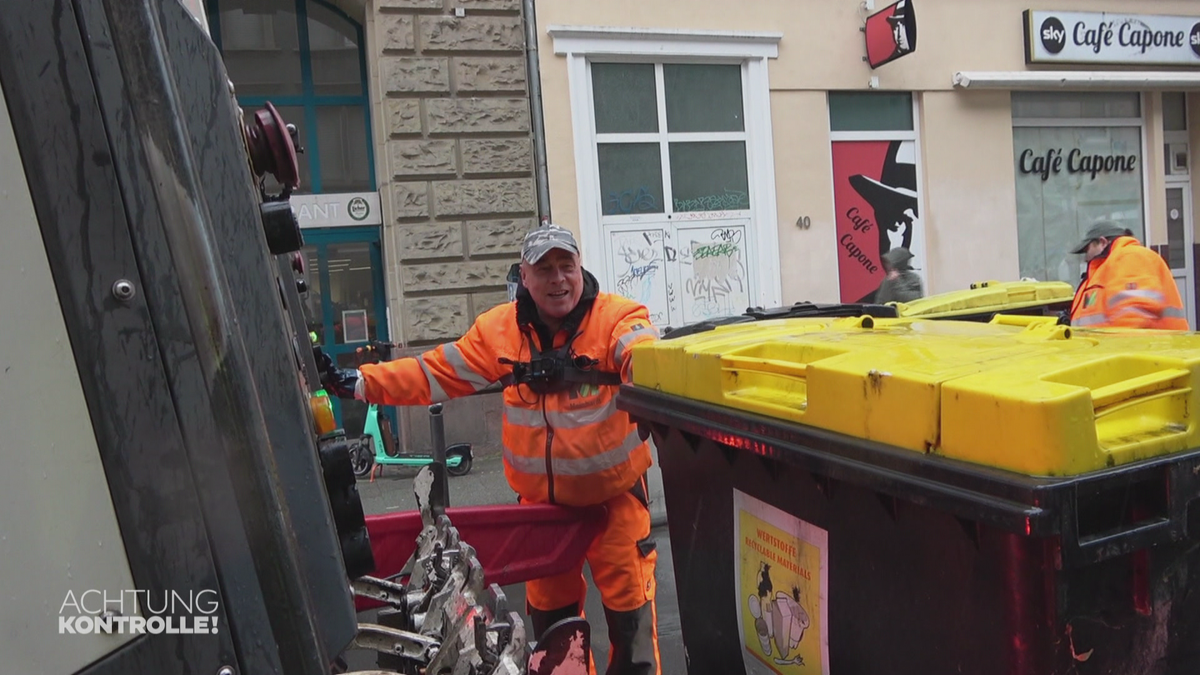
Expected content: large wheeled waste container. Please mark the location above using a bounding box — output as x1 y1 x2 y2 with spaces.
894 279 1074 322
619 316 1200 675
662 279 1073 339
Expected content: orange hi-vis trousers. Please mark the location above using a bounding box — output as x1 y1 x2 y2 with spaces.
525 488 661 675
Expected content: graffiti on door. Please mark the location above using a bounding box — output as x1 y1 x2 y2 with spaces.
606 224 751 328
681 227 748 323
609 229 671 325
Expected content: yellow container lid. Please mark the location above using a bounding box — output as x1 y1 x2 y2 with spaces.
893 279 1074 319
630 316 1200 476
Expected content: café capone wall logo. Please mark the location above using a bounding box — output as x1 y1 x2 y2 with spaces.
1018 147 1138 182
59 589 219 635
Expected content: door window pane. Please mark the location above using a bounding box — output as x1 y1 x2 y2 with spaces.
1012 92 1140 120
1167 188 1186 269
220 0 303 97
668 141 749 212
592 63 658 134
302 245 324 338
308 1 363 96
598 143 664 215
317 105 371 192
829 92 913 132
663 64 744 132
1164 93 1188 132
326 242 379 345
334 352 368 436
1013 126 1144 283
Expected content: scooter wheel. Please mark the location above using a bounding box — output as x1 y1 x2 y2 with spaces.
446 445 472 477
350 438 375 478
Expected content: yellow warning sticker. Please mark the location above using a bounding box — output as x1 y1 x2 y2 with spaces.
734 489 829 675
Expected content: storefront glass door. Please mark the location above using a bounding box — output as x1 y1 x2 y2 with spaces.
1166 185 1195 329
302 226 389 436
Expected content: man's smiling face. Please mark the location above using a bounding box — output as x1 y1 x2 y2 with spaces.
520 248 583 324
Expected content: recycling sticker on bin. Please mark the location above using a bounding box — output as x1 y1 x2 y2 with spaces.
733 490 830 675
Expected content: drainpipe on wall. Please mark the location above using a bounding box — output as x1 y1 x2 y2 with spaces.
522 0 552 226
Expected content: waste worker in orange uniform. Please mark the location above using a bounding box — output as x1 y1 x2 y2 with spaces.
1065 220 1188 330
315 224 662 675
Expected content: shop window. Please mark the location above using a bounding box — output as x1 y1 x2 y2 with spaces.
1012 92 1144 284
829 92 913 132
206 0 374 194
828 92 925 303
1012 91 1140 120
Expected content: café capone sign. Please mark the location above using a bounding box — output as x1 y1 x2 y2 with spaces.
1024 10 1200 65
1017 147 1138 182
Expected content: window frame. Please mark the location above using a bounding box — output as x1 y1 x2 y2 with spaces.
828 92 919 142
591 59 752 222
1009 91 1151 281
205 0 376 194
550 26 783 311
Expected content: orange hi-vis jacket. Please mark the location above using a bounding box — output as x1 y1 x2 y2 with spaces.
359 275 659 506
1069 236 1188 330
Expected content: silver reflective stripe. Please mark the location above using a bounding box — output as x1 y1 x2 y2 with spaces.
1163 306 1187 318
502 428 642 476
504 398 619 430
614 325 660 365
504 405 544 428
418 358 449 402
1110 305 1158 320
442 343 491 391
1107 289 1165 308
1072 313 1110 327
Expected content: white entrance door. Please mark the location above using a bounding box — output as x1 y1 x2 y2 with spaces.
604 219 753 328
1165 184 1195 329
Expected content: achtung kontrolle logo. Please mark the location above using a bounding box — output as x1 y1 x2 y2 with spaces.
59 589 220 635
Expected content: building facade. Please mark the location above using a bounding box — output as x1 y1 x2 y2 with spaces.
207 0 1200 448
535 0 1200 330
205 0 539 446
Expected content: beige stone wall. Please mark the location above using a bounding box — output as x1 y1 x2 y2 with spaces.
368 0 540 456
371 0 536 346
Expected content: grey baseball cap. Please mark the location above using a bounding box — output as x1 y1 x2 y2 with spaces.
1069 220 1133 254
521 224 580 264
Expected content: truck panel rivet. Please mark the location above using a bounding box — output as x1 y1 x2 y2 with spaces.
112 279 136 302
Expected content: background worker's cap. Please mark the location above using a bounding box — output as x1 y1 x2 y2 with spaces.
1070 220 1133 254
881 247 915 270
521 224 580 264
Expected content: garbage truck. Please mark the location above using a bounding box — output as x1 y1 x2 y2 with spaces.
0 2 590 673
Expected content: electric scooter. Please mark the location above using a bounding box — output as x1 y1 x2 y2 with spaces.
348 342 474 479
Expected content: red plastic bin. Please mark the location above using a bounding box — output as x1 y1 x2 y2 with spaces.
356 503 607 612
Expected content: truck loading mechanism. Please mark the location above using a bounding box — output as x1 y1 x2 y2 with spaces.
0 1 560 673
